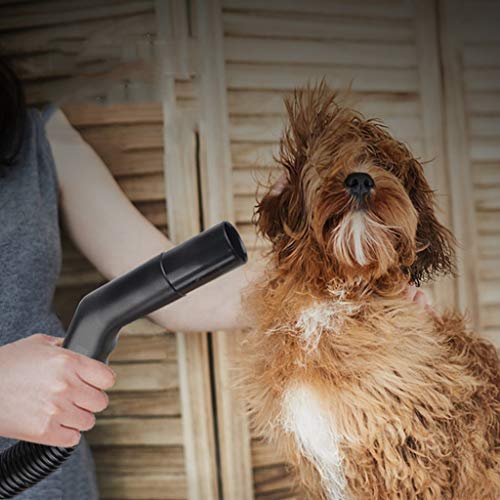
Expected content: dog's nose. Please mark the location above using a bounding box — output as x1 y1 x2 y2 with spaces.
345 172 375 200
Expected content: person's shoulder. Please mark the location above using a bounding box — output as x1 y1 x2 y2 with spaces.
24 108 45 139
40 104 58 125
25 107 57 167
26 105 59 128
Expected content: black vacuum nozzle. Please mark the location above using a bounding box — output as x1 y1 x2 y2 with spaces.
161 220 247 294
0 221 247 498
63 221 248 362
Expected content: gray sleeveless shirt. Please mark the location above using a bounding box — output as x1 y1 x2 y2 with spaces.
0 108 99 499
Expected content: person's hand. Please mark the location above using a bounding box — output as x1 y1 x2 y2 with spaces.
406 285 441 321
406 285 428 307
0 333 115 447
406 285 443 325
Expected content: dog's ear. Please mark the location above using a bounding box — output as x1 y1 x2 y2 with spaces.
255 174 290 240
255 83 337 244
405 159 456 285
255 171 306 245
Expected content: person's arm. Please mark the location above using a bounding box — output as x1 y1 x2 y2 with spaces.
45 109 263 333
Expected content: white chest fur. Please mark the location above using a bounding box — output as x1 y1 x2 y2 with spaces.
281 383 347 500
295 298 360 352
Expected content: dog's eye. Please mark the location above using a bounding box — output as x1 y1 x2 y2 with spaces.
377 162 396 174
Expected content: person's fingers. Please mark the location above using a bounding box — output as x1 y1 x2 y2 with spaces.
406 286 431 308
46 336 64 347
55 426 82 447
414 290 427 307
71 379 109 413
406 285 418 301
59 403 96 432
39 421 81 448
425 302 444 325
409 289 444 324
32 333 62 345
270 173 287 195
74 354 116 390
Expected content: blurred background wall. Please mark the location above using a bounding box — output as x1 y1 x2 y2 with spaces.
1 0 498 498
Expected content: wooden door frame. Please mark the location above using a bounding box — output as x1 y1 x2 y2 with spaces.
193 0 254 498
156 1 220 499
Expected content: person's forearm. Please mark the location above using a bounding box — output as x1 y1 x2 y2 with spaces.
47 108 265 333
149 258 264 332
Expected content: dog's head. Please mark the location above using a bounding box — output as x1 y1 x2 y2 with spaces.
255 84 455 291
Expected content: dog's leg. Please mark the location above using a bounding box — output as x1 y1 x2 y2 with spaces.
281 382 348 500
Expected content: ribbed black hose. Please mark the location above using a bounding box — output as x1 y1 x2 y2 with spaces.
0 442 74 498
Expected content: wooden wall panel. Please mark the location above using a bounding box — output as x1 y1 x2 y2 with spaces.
155 2 221 498
414 0 456 308
438 0 480 326
194 1 254 498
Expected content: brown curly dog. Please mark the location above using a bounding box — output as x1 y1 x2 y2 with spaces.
241 83 500 499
